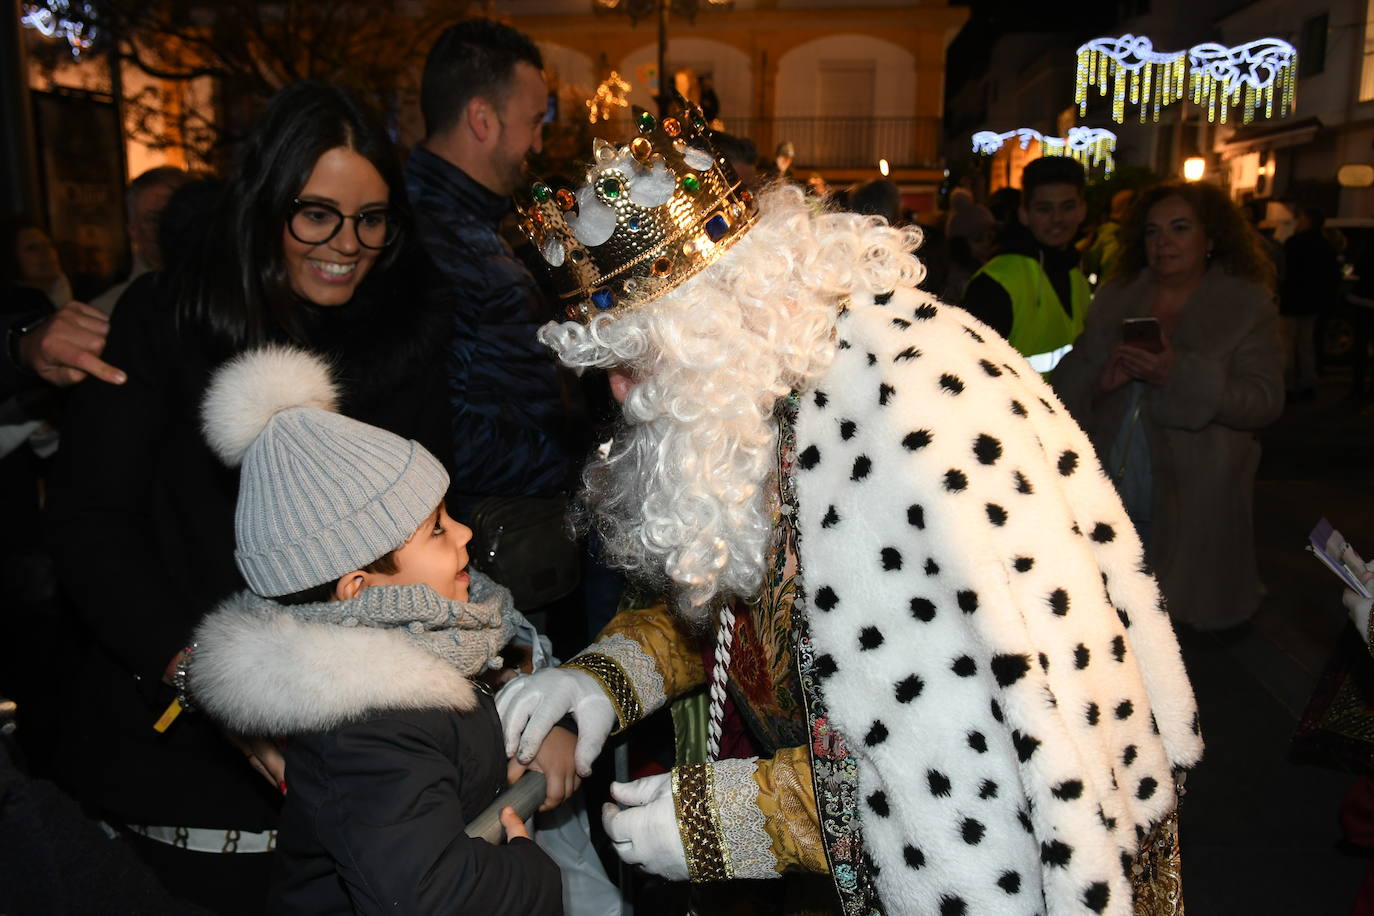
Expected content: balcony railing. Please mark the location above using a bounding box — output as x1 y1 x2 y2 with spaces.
593 116 943 171
722 117 942 170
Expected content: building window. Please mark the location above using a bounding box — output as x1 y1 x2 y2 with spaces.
1300 13 1327 77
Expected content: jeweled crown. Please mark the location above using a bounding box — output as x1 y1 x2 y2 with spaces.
518 99 759 324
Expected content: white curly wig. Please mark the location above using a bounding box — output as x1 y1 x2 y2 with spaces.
539 185 925 616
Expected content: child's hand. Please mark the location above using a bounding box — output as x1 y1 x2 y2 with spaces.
507 725 581 812
499 806 530 842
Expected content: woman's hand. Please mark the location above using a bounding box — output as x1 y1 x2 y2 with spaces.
507 724 581 812
1117 340 1176 386
1099 349 1132 393
226 732 287 793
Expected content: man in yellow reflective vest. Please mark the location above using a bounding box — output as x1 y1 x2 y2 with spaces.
962 156 1090 374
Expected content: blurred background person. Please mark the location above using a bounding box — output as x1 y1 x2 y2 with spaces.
846 177 899 224
698 73 720 123
942 186 995 302
805 171 829 199
91 166 189 314
1281 207 1341 402
6 220 71 311
712 131 757 188
1053 180 1283 633
1081 188 1135 286
758 140 795 183
987 185 1024 246
1 220 85 765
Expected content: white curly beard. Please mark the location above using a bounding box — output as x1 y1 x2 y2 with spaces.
540 184 926 617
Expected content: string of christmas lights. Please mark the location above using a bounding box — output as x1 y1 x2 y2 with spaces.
1076 33 1297 124
1188 38 1297 125
971 127 1117 174
1076 34 1186 124
19 0 98 58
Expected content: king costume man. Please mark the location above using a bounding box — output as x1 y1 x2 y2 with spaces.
497 102 1203 916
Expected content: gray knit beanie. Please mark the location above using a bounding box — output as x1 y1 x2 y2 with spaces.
201 346 449 597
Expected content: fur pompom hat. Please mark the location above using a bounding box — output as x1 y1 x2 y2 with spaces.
201 345 449 597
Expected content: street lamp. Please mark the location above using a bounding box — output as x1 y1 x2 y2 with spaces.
1182 156 1206 181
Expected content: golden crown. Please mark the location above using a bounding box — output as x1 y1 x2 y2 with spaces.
518 99 759 324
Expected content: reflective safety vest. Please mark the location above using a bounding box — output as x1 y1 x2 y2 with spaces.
972 253 1091 374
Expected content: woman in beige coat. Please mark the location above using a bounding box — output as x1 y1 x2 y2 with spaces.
1053 181 1283 631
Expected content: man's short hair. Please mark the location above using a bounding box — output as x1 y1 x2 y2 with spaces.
1021 156 1085 204
420 18 543 139
126 166 187 215
1303 207 1326 231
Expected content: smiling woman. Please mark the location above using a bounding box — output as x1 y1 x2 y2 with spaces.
44 82 453 914
280 148 392 307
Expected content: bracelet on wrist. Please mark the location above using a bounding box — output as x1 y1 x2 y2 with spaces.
173 643 198 713
5 311 50 375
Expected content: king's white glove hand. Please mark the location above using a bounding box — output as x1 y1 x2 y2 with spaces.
495 667 616 776
602 773 689 881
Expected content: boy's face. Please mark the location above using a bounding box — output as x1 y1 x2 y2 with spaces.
370 504 474 602
1020 183 1087 250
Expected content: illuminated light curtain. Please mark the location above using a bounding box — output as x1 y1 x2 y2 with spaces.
1076 34 1186 124
1188 38 1297 124
971 127 1116 175
1077 34 1298 124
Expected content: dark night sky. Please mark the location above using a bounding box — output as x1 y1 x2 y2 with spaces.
946 0 1115 96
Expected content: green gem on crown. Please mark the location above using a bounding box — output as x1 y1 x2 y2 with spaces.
600 177 623 199
531 182 551 203
681 175 701 195
637 112 657 132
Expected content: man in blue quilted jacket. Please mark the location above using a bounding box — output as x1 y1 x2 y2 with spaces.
404 19 574 522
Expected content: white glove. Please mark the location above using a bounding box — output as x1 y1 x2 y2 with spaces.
495 666 616 776
602 774 689 881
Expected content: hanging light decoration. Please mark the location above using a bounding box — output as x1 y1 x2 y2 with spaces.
1076 34 1186 124
1188 38 1297 125
19 0 99 58
971 127 1117 175
1077 34 1298 124
586 71 632 124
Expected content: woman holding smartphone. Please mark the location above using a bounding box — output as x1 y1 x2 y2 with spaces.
1053 180 1283 632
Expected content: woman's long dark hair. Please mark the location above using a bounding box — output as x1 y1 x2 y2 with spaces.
1114 181 1275 289
176 82 417 356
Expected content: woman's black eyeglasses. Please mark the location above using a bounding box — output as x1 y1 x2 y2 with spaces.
288 198 400 250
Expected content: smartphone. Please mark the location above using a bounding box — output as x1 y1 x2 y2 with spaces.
1122 317 1163 353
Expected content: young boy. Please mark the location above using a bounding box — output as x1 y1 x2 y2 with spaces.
184 345 566 914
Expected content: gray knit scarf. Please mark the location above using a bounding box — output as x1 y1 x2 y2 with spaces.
280 570 519 678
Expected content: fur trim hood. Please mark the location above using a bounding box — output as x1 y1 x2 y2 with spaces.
189 590 482 736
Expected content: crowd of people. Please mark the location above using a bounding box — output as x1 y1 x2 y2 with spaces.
0 13 1359 916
